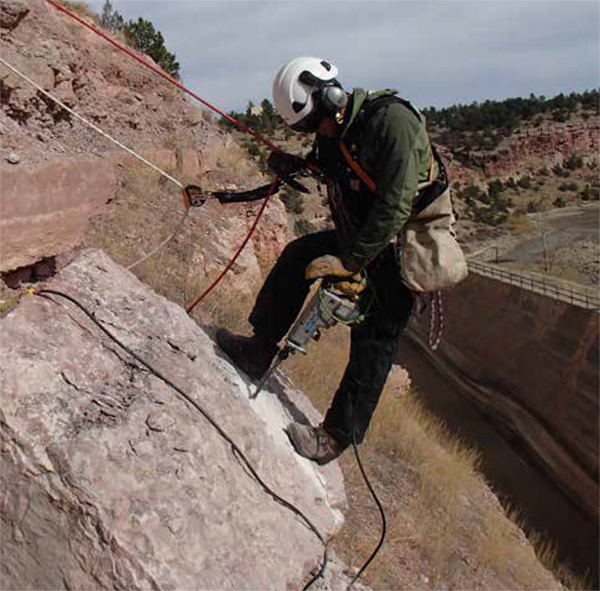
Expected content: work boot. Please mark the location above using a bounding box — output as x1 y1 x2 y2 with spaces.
216 328 277 380
286 422 346 465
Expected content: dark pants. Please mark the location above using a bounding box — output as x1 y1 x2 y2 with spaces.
249 231 414 447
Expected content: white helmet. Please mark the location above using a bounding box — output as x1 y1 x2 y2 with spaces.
272 57 347 132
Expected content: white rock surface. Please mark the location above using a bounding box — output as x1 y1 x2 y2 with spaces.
0 249 346 590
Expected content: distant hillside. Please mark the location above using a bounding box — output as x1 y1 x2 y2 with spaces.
423 89 599 153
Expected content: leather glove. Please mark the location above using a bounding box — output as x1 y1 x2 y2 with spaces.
267 151 306 178
331 277 368 299
305 255 367 299
305 255 354 280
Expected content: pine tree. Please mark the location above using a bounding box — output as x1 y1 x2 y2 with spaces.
123 18 180 79
99 0 124 33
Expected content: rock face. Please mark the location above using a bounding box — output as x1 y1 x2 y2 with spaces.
0 0 292 283
0 249 346 590
469 122 600 177
0 0 209 164
0 0 28 31
408 271 599 520
0 155 118 271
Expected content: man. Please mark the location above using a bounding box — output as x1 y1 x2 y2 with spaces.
217 56 441 465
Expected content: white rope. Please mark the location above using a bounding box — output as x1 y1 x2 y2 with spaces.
0 57 192 269
0 57 182 188
126 208 190 271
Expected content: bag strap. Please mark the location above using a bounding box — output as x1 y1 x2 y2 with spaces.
339 139 435 193
339 140 376 192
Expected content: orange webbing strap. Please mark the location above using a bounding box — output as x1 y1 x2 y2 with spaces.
339 140 436 193
339 141 377 192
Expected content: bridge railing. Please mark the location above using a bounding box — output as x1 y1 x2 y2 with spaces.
467 260 600 310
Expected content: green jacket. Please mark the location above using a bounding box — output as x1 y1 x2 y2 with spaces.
337 88 437 271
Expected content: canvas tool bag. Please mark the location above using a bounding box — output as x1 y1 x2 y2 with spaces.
399 179 468 292
339 138 468 293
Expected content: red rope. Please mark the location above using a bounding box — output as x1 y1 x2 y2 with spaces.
186 178 279 314
43 0 280 153
43 0 284 315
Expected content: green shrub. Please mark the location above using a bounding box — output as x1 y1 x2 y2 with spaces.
551 110 569 123
580 185 592 201
564 154 584 170
553 197 567 208
460 184 484 203
517 176 532 189
99 0 123 32
294 219 317 236
488 179 504 200
246 143 260 157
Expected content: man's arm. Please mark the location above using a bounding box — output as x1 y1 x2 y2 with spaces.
341 105 422 272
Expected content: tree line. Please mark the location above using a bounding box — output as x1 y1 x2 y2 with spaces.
422 89 599 133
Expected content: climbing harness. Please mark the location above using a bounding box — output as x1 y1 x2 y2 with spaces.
22 287 328 590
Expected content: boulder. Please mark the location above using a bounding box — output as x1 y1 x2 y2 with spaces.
0 249 346 590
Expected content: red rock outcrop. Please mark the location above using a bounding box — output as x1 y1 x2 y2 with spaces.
469 122 599 177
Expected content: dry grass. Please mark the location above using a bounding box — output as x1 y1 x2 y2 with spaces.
504 211 537 235
529 530 592 591
279 321 584 590
368 385 483 585
84 142 585 590
209 139 259 185
84 160 200 307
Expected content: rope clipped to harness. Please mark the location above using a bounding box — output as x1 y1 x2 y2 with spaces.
428 290 444 351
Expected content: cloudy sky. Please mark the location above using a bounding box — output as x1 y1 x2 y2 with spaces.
88 1 599 114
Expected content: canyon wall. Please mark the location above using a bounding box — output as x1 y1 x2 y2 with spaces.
408 272 599 519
